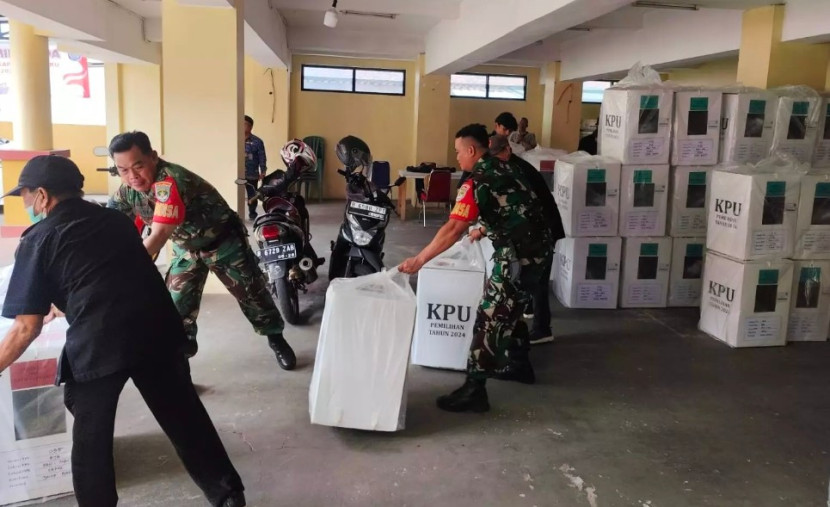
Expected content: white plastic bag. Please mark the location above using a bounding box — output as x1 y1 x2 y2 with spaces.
309 268 416 432
0 265 74 506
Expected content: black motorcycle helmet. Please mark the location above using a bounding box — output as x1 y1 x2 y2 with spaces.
336 136 372 171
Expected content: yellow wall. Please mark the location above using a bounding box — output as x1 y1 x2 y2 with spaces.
581 103 601 123
245 56 290 170
447 64 543 167
667 58 739 87
289 54 417 199
0 122 108 194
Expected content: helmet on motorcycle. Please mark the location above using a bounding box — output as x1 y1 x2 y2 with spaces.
336 136 372 171
280 139 317 174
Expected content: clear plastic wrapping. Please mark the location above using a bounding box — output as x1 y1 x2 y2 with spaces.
668 166 712 237
619 164 669 237
787 260 830 342
719 88 778 165
672 89 723 166
553 153 621 237
552 237 622 309
619 237 672 308
770 85 823 164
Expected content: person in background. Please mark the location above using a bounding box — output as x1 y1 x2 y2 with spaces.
578 120 599 155
400 124 552 413
478 135 564 345
107 131 296 370
509 117 538 151
244 115 267 220
494 111 519 138
0 156 246 507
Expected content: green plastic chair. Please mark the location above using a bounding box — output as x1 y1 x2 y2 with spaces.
301 136 325 203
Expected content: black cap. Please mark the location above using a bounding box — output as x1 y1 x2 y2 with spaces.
2 155 85 198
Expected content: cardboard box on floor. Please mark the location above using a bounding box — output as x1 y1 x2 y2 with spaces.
553 237 622 309
672 90 722 166
794 173 830 260
412 239 485 371
619 164 669 237
669 166 711 237
707 169 801 261
553 154 621 237
719 91 777 165
620 237 672 308
699 252 793 348
668 237 706 308
600 87 674 165
787 260 830 342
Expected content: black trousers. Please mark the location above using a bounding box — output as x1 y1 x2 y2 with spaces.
530 253 553 337
64 359 244 507
245 178 259 217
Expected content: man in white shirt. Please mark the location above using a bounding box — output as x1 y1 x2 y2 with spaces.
509 117 538 151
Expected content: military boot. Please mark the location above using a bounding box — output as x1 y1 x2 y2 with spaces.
494 359 536 385
221 491 246 507
267 334 296 371
436 377 490 413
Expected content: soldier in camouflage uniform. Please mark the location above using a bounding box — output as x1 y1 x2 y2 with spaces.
400 124 552 413
107 131 297 371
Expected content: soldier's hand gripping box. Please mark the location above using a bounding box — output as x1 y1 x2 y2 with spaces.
620 237 672 308
412 239 485 371
707 169 800 261
553 237 622 309
553 155 621 237
600 87 674 165
619 164 669 237
699 252 793 348
672 90 722 166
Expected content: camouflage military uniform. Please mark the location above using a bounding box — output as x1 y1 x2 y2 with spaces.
452 155 552 379
108 161 284 342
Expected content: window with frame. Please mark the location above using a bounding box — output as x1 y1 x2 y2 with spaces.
582 80 617 103
301 65 406 96
450 73 527 101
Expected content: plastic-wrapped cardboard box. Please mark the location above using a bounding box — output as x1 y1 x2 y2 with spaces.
600 87 673 165
412 239 485 371
668 237 706 308
553 237 622 309
620 237 672 308
719 92 777 164
309 270 416 432
813 97 830 168
787 260 830 342
619 165 668 237
668 166 711 237
672 90 722 166
707 169 800 261
794 173 830 260
699 252 793 348
770 93 822 164
553 154 621 237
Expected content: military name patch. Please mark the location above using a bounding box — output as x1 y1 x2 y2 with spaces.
154 181 172 203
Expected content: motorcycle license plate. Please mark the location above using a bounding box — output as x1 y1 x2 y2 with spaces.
258 243 297 263
349 201 387 220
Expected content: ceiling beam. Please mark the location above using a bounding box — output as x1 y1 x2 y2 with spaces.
245 0 291 68
288 27 422 60
424 0 632 75
782 0 830 44
273 0 460 19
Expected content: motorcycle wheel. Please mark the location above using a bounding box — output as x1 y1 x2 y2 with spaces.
274 278 300 325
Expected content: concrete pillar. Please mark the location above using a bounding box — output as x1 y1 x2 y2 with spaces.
161 0 244 213
540 63 556 148
548 63 583 152
737 5 830 90
8 20 52 150
412 54 451 166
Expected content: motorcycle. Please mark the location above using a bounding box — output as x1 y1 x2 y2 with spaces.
235 165 323 325
329 168 405 279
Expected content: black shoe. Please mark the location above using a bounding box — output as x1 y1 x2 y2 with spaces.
268 334 296 371
221 491 246 507
182 339 198 359
436 378 490 413
529 330 555 346
494 360 536 385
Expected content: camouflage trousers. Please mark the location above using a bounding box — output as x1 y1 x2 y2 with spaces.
166 236 284 342
467 246 548 379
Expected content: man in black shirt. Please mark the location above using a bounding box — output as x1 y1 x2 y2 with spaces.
479 135 565 344
0 156 245 507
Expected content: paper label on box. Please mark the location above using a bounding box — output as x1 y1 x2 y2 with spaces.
788 313 821 341
577 210 613 235
733 142 769 164
744 316 781 341
678 139 715 164
676 213 707 235
800 229 830 254
630 138 665 160
625 211 659 234
627 283 663 305
815 143 830 166
751 229 787 256
576 283 613 303
670 281 701 306
0 444 73 504
776 145 810 163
